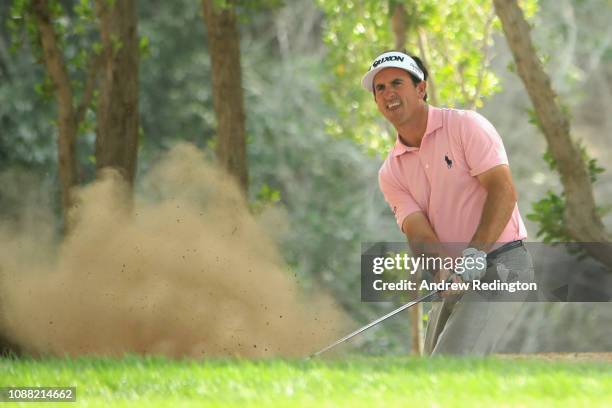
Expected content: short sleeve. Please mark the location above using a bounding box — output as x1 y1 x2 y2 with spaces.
460 111 509 176
378 164 422 232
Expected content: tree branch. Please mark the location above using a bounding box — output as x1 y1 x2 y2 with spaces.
0 35 11 82
75 51 102 126
436 36 469 103
30 0 80 219
30 0 76 125
471 9 496 109
493 0 611 267
417 29 438 106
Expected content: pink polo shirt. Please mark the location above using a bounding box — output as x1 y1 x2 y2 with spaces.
378 106 527 246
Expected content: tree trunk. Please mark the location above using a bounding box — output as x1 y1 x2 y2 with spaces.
202 0 248 194
416 29 438 106
95 0 140 186
408 269 424 355
30 0 79 230
493 0 612 266
391 3 407 51
391 2 423 355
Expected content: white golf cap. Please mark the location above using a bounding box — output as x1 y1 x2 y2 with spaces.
361 51 425 92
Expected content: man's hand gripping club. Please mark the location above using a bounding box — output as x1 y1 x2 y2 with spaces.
437 247 488 297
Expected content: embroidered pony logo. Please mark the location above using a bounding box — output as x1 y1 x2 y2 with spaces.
444 155 453 169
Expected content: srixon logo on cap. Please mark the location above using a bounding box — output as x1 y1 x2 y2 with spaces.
372 55 404 68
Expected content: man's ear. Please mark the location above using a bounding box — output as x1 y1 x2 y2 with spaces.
417 81 427 99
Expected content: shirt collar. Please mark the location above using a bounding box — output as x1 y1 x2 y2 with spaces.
391 105 443 157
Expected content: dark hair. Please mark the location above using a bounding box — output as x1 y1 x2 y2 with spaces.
375 50 429 102
409 55 428 102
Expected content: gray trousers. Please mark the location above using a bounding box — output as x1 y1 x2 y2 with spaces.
424 245 535 355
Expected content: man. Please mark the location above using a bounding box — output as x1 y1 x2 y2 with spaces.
362 50 534 354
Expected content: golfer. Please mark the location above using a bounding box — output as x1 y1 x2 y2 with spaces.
362 50 534 354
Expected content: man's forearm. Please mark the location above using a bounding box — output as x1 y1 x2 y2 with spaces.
402 212 445 278
469 183 517 252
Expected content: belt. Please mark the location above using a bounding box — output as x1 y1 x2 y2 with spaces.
486 240 524 265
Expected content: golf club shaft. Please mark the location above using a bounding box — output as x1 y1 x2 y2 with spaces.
309 288 442 358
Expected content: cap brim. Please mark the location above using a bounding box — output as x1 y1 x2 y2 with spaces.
361 67 385 92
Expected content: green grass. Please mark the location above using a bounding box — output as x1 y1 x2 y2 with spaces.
1 355 611 407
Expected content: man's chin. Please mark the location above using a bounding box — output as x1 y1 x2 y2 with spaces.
385 113 405 127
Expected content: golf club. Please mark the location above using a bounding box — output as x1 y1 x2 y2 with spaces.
309 274 458 358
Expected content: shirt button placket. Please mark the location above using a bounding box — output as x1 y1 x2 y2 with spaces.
420 153 432 184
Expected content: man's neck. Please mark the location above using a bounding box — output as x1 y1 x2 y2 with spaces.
397 104 429 148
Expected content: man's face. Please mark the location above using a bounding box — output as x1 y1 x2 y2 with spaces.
373 67 425 127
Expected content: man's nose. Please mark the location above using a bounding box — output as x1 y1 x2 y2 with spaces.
382 87 396 99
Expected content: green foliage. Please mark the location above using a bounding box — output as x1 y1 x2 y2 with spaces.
526 107 543 132
110 34 122 54
8 0 39 55
7 0 102 180
316 0 394 154
135 0 214 170
74 0 95 21
210 0 284 24
316 0 537 155
250 183 281 215
542 149 556 170
527 146 606 242
7 0 99 91
0 5 58 174
541 143 605 184
139 35 150 57
527 191 570 243
579 144 606 184
33 74 54 101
